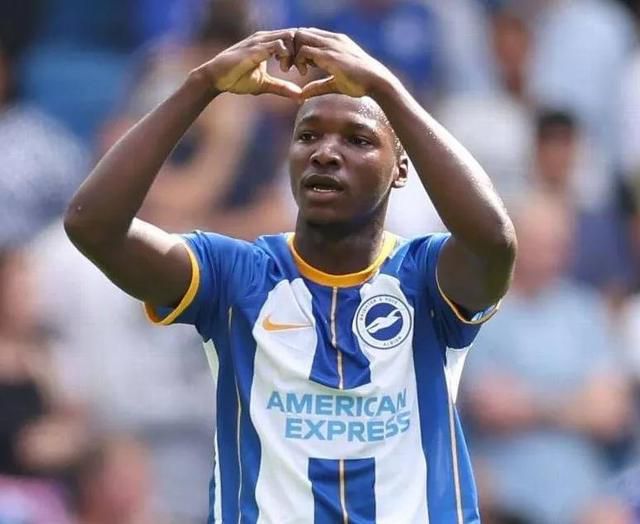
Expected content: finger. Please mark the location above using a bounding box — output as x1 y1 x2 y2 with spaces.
300 76 339 99
260 73 303 99
251 29 297 45
302 27 344 40
269 39 289 64
252 39 290 65
281 33 296 72
295 45 330 72
294 29 332 51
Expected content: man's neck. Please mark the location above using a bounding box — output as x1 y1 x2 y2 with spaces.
293 216 386 275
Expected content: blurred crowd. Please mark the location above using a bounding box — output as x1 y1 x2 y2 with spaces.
1 0 640 522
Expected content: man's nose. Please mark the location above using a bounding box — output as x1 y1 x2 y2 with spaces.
310 139 342 170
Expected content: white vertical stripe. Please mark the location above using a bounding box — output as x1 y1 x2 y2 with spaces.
213 437 222 523
236 384 242 524
359 276 429 523
253 279 318 523
448 392 464 524
204 340 222 523
444 347 470 404
445 346 469 524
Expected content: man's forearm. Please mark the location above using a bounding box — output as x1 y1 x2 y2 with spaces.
372 77 514 257
65 71 218 245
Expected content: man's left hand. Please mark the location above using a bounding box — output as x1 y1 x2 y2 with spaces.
293 28 393 99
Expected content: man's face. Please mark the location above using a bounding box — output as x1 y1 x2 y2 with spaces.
289 94 405 227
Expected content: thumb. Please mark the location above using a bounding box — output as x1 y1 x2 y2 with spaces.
300 76 339 100
259 73 302 99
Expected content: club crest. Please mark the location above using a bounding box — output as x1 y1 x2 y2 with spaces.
355 295 412 350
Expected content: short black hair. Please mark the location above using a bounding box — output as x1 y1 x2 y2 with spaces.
536 109 577 138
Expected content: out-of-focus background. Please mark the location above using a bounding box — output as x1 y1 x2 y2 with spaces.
1 0 640 522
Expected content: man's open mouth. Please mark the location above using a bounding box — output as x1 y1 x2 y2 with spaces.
302 174 345 193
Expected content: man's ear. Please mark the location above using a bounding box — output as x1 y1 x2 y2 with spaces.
392 155 409 189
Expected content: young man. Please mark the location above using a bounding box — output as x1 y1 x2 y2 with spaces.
65 28 516 524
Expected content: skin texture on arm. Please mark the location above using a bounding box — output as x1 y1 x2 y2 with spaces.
294 28 517 311
64 30 301 307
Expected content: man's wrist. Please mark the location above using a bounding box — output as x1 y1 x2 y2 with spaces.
187 68 221 102
368 68 403 105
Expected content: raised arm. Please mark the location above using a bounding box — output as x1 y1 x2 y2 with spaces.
295 29 516 311
64 30 301 307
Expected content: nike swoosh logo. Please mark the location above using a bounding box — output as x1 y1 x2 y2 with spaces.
262 315 312 332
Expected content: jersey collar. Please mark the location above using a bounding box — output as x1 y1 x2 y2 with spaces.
287 232 397 287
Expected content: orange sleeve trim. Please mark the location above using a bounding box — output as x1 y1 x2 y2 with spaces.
435 267 500 325
144 240 200 326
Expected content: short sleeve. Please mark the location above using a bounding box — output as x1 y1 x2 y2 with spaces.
144 231 266 336
414 233 499 349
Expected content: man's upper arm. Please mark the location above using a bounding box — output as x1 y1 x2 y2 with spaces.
415 234 504 349
74 218 193 309
437 233 515 313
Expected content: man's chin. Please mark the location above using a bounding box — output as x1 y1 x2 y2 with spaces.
300 211 350 229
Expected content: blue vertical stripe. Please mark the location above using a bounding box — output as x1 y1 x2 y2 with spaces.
309 458 377 524
337 288 372 389
308 283 342 389
409 294 459 524
214 338 241 523
309 458 343 523
233 309 264 524
207 303 265 524
307 283 373 390
344 458 376 523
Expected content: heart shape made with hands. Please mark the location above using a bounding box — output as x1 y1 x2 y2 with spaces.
252 54 334 101
212 29 370 101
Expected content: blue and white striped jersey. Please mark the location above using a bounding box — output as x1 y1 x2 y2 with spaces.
146 231 496 524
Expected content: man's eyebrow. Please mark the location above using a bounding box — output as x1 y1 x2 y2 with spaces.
296 114 379 132
348 122 379 133
296 114 321 126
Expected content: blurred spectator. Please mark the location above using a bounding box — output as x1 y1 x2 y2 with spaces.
490 5 532 102
426 0 497 94
0 249 87 522
20 0 133 140
619 45 640 269
72 437 163 524
529 0 636 170
0 1 88 248
436 94 533 206
0 477 74 524
610 464 640 520
31 222 214 523
383 163 443 239
530 109 637 294
462 193 633 524
432 3 535 205
575 497 635 524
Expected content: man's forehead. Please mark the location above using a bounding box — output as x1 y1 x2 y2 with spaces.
295 94 390 131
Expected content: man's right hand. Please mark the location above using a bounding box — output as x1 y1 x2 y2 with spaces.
195 29 302 99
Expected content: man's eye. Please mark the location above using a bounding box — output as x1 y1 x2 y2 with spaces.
298 132 316 142
350 136 372 146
